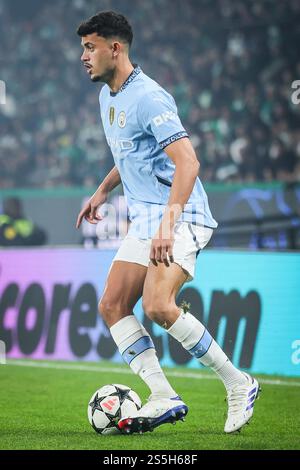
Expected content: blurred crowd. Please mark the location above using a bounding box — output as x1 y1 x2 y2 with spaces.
1 0 300 189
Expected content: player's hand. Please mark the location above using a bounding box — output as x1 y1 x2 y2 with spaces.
76 189 108 228
150 231 175 267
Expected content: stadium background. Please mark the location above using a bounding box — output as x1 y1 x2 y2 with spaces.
1 0 300 409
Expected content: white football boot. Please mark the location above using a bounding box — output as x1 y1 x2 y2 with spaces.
118 395 188 434
224 373 261 433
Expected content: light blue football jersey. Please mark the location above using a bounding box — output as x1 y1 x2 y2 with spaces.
99 65 218 239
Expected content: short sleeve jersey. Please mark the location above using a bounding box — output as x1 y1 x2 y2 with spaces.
99 65 217 238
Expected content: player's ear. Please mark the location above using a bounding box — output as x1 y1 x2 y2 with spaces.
111 41 121 57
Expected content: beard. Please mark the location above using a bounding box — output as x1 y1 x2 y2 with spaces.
91 75 101 82
90 66 115 84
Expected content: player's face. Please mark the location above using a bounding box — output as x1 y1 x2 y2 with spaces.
80 33 115 83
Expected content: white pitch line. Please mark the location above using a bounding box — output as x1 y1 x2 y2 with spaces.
5 359 300 388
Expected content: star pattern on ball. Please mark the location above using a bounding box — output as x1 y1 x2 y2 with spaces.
88 385 141 433
112 386 132 405
89 393 102 416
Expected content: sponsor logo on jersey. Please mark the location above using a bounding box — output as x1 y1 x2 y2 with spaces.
118 111 126 128
109 107 115 125
153 111 177 127
107 137 134 151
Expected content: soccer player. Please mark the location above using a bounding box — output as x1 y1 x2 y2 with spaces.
76 11 260 434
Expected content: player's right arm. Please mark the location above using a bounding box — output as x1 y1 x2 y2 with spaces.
76 165 121 228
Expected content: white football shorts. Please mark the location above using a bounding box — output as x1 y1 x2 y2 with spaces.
112 222 213 281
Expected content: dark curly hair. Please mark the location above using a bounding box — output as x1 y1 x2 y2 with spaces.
77 11 133 47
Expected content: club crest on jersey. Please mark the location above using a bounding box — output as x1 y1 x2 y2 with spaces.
109 107 115 125
118 111 126 128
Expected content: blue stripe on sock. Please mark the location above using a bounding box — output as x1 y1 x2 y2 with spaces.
122 336 154 365
188 329 213 359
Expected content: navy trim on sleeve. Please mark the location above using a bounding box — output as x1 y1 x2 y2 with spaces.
155 175 172 187
159 131 189 150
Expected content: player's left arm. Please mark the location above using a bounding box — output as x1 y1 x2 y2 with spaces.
150 137 200 266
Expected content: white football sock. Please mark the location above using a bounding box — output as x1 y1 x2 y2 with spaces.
110 315 177 398
167 310 247 390
214 359 248 390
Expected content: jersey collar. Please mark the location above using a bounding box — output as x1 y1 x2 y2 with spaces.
110 64 141 97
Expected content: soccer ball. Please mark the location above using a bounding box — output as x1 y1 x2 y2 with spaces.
87 383 142 435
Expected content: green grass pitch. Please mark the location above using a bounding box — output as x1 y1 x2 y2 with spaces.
0 359 300 450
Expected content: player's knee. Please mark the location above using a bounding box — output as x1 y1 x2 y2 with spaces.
142 298 172 324
98 298 120 322
98 299 111 322
98 297 131 326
